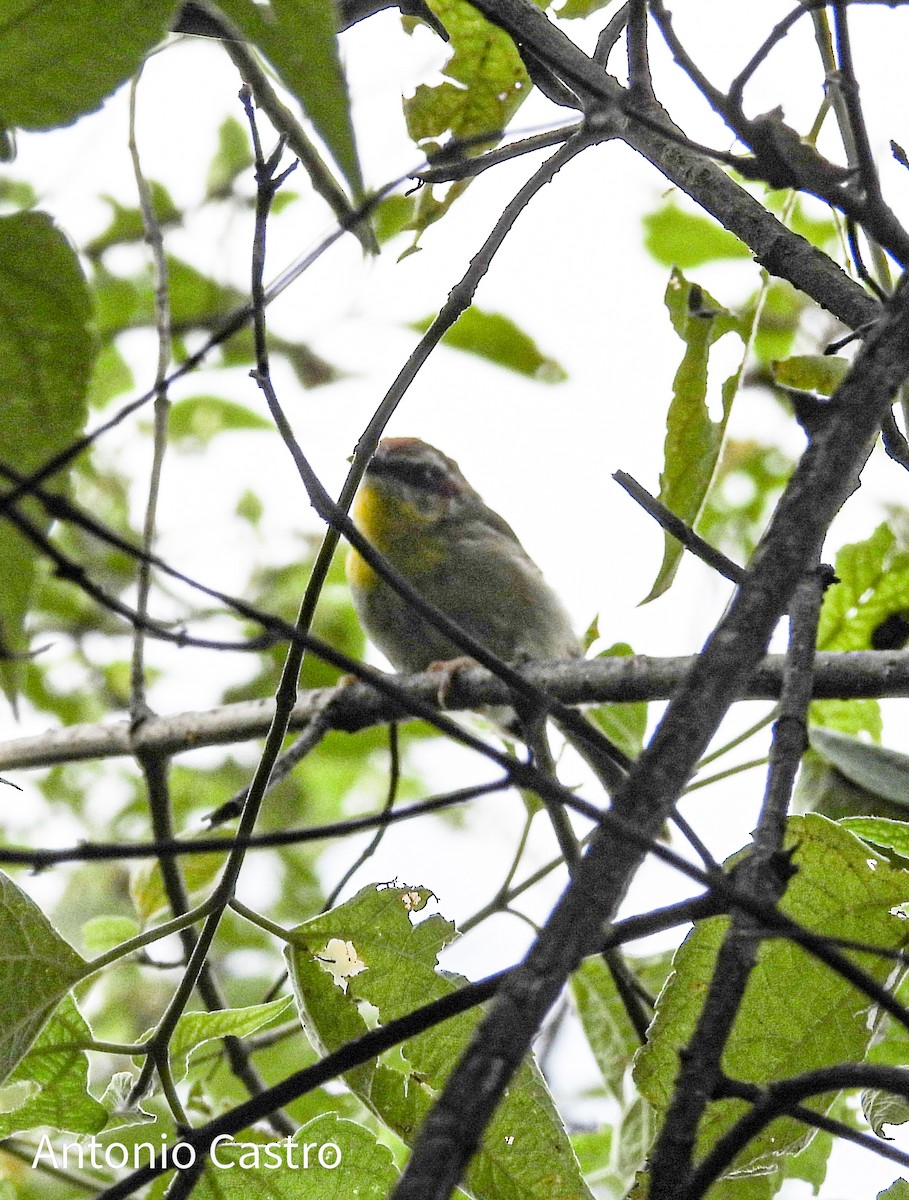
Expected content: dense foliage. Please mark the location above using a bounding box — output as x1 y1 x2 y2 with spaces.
3 3 909 1199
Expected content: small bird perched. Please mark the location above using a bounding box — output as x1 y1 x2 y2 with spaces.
345 437 628 795
346 438 646 1035
346 437 580 672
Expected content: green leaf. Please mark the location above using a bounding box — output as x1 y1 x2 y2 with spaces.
781 1094 853 1192
570 1128 613 1181
130 834 232 923
572 1103 654 1197
237 489 264 525
139 997 294 1082
864 1088 909 1136
781 1112 836 1193
0 994 105 1138
206 115 254 199
570 948 671 1098
92 263 154 337
84 182 181 257
634 816 909 1175
0 212 96 700
817 524 909 651
840 815 909 856
405 0 530 146
167 396 272 445
810 729 909 807
167 256 246 325
185 1114 399 1199
269 189 300 214
0 871 88 1082
555 0 618 18
92 252 243 338
81 915 141 955
287 885 593 1200
403 0 534 241
586 643 647 760
745 280 807 364
402 181 464 245
411 307 567 381
91 257 341 387
766 195 839 251
810 523 909 738
93 1071 157 1133
571 957 635 1097
0 0 175 130
808 696 882 739
223 328 344 388
215 0 362 197
86 341 134 408
644 270 743 602
643 204 750 268
372 193 417 244
771 355 849 396
878 1182 909 1200
793 747 898 821
0 177 37 210
865 976 909 1109
696 439 792 562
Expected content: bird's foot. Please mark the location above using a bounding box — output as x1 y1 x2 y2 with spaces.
426 656 476 707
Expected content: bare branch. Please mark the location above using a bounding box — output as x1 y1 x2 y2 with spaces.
7 649 909 771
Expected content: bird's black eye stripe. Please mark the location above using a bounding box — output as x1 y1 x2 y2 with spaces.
368 456 442 491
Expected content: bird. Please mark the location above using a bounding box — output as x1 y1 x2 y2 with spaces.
345 437 629 806
345 438 649 1036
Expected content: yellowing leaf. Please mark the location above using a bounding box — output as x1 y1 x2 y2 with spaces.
772 354 849 396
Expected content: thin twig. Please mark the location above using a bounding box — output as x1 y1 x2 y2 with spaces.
215 9 376 252
322 722 401 908
626 0 655 102
127 68 173 719
126 101 303 1109
832 2 883 209
691 1064 909 1194
417 123 581 183
613 470 745 585
729 3 809 110
594 1 629 66
206 690 338 826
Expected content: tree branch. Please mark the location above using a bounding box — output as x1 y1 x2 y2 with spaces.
649 566 828 1196
6 649 909 771
386 260 909 1200
465 0 879 330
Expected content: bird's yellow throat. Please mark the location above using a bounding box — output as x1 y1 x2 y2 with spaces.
346 479 445 591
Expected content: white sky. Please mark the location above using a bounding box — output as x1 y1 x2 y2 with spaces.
7 2 909 1193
